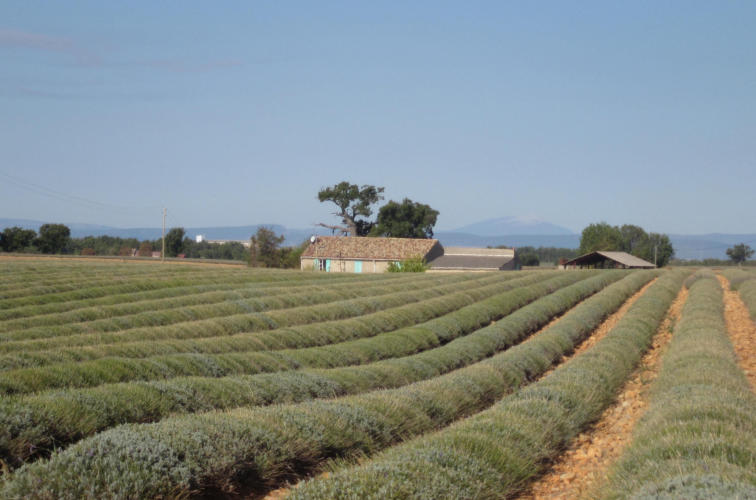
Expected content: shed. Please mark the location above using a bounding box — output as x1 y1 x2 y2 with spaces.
563 251 655 269
300 236 443 273
428 247 518 271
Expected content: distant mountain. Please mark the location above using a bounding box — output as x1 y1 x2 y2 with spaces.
435 232 580 250
668 233 756 261
452 216 575 236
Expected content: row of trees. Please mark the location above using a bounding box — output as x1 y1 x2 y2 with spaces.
500 246 580 267
0 225 250 263
1 224 72 254
579 223 675 267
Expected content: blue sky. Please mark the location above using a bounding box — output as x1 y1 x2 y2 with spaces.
1 1 754 234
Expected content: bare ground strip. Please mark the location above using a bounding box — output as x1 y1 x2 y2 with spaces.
717 275 756 393
517 281 688 500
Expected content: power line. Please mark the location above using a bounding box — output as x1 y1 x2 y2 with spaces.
0 170 162 214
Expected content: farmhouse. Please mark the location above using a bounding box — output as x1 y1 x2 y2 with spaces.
562 251 655 269
429 246 518 271
300 236 443 273
301 236 519 273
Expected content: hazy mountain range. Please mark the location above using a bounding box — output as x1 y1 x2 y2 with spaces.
451 216 574 236
2 217 755 261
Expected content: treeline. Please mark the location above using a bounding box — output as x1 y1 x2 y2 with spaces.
490 246 579 266
0 224 303 267
1 224 72 255
518 246 579 266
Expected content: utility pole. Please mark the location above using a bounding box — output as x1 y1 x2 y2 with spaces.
654 244 658 267
162 208 166 263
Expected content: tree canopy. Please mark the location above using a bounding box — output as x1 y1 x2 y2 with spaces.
164 227 185 257
317 182 384 236
579 222 674 267
35 224 71 254
370 198 439 238
579 223 623 254
250 227 285 267
317 182 439 239
0 226 37 252
726 243 754 265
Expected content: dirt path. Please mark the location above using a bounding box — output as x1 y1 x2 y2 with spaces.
717 275 756 393
518 282 688 500
537 278 657 381
261 278 659 500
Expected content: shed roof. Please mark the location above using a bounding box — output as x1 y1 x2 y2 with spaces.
441 247 515 257
301 236 440 261
564 251 655 268
429 254 515 270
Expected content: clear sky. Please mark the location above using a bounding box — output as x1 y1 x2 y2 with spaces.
1 1 754 234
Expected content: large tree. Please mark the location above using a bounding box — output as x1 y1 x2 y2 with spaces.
164 227 185 257
370 198 439 238
726 243 754 265
619 224 647 254
249 227 285 267
0 226 37 252
639 232 675 267
35 224 71 254
317 182 384 236
579 222 623 254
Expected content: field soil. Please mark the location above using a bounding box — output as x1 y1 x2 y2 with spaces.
518 282 688 500
718 275 756 392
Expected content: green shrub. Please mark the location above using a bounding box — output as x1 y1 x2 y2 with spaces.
387 255 429 272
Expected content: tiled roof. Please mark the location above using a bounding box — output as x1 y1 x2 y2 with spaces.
301 236 441 261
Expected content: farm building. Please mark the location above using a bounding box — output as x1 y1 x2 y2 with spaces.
562 251 655 269
301 236 518 273
300 236 443 273
429 246 518 271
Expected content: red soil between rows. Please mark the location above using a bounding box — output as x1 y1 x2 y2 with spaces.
717 275 756 393
518 280 687 500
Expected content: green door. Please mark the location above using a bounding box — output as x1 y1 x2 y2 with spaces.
354 261 362 273
325 259 331 272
